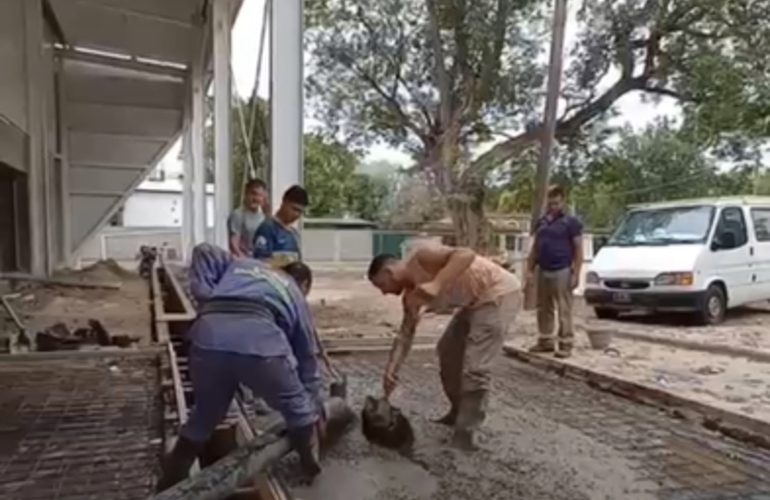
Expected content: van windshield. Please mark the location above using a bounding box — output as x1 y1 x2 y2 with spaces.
607 205 715 246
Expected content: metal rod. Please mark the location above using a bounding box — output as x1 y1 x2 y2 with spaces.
1 294 25 332
528 0 569 234
150 397 355 500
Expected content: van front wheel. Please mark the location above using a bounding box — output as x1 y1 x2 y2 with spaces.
698 285 726 325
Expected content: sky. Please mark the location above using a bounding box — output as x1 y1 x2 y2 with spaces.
164 0 681 175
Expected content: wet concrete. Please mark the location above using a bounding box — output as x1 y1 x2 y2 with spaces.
282 352 770 500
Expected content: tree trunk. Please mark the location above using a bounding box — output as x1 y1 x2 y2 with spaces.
447 177 490 252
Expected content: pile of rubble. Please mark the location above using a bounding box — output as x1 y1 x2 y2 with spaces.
35 319 140 352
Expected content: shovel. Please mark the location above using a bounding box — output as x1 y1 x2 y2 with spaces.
314 328 347 400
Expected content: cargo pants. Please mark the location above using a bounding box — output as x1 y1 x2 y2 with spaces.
436 291 522 432
536 267 574 350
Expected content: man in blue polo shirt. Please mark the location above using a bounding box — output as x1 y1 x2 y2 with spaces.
253 185 307 267
526 185 583 358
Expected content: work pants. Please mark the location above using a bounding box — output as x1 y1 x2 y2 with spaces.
436 291 522 432
180 346 320 444
536 267 574 350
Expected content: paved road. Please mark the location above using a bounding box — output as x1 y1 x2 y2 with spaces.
286 352 770 500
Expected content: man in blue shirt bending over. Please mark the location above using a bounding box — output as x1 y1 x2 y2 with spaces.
156 243 325 491
253 185 308 267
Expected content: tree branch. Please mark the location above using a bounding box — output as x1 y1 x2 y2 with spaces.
343 58 427 141
642 85 698 102
476 0 510 107
465 75 648 181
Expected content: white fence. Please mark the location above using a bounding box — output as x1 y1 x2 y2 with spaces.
77 226 374 266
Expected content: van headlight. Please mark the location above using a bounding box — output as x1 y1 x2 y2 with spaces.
654 272 694 286
586 271 600 284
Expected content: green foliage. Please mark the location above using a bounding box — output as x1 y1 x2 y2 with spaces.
206 100 390 221
299 134 390 221
305 0 770 246
491 120 758 230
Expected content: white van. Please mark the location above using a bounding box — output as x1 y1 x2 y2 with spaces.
584 196 770 325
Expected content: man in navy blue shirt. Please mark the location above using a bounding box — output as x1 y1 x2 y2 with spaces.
156 243 325 491
253 185 307 267
526 185 583 358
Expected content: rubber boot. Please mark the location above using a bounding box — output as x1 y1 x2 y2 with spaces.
555 340 573 359
289 424 322 483
155 436 205 492
433 406 458 427
452 391 486 451
529 340 555 354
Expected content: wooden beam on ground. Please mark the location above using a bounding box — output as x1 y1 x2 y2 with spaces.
0 273 122 290
150 397 355 500
322 335 440 354
233 398 289 500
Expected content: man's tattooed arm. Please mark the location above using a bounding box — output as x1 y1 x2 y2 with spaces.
386 292 422 375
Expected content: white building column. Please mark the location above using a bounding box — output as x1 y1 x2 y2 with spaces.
270 0 304 211
190 52 207 246
212 0 233 249
23 0 46 276
181 120 193 261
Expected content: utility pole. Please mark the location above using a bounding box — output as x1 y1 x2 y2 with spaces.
524 0 569 308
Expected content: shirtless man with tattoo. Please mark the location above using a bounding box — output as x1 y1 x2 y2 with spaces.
366 242 522 449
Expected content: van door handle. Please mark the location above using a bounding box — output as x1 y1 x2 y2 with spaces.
750 247 755 256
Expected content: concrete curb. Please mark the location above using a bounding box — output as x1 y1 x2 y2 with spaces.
502 344 770 450
607 329 770 364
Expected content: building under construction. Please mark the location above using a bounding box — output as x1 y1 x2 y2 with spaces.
1 1 770 499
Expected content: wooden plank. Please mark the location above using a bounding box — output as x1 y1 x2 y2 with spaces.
0 273 122 290
326 343 437 355
234 398 288 500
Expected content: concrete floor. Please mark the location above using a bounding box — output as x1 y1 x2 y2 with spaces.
285 352 770 500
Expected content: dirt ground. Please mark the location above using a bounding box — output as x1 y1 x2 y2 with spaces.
309 269 770 424
0 261 152 349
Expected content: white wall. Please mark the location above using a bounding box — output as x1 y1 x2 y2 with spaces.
0 0 29 173
123 191 214 228
0 0 28 134
303 228 373 262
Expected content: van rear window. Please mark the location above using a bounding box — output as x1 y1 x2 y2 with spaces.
751 208 770 242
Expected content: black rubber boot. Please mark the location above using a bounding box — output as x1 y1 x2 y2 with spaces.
433 406 458 427
452 391 486 452
289 424 322 483
155 436 205 492
451 428 477 451
555 340 573 359
529 341 555 354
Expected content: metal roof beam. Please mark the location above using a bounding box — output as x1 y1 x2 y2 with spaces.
56 48 187 79
69 0 201 29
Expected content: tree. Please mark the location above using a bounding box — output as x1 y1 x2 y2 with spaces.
306 0 770 248
304 133 390 221
206 100 389 220
491 119 756 230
